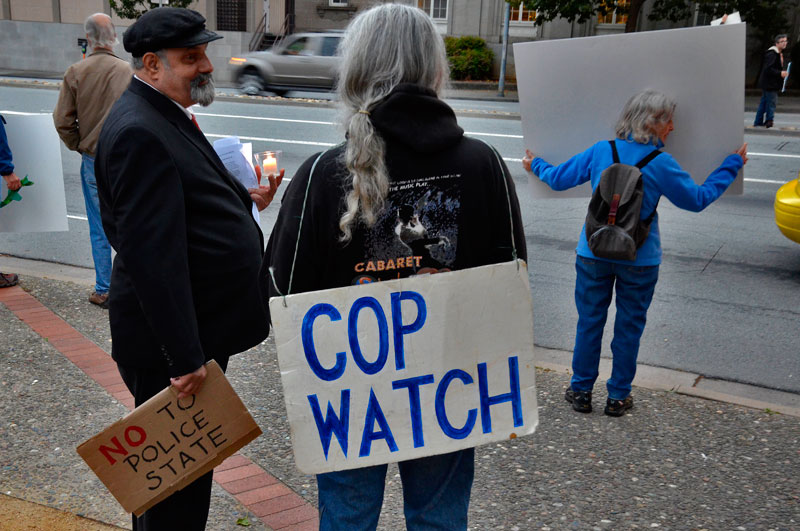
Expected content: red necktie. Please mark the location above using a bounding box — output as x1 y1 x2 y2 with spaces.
191 114 201 131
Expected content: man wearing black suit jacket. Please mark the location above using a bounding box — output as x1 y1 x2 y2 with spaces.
95 8 281 530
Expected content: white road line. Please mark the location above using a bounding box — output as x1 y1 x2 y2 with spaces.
196 113 524 139
749 152 800 159
196 112 334 126
205 133 336 147
746 178 792 184
67 214 88 221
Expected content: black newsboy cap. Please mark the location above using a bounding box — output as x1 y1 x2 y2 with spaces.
123 7 222 57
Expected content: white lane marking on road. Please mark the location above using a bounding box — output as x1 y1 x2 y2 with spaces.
196 112 335 126
205 133 336 147
745 178 792 184
749 152 800 159
67 214 88 221
466 132 523 138
197 112 524 139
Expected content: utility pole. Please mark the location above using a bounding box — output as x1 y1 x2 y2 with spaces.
497 1 510 97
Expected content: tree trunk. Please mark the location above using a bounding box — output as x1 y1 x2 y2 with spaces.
625 0 645 33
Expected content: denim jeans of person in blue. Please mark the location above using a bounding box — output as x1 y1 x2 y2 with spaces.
571 256 659 400
80 154 112 294
754 91 778 125
317 448 474 530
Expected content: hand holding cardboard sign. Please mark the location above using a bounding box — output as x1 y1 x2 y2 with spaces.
170 364 207 399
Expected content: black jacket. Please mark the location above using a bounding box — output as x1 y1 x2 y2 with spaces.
96 78 270 376
265 83 526 297
758 48 785 92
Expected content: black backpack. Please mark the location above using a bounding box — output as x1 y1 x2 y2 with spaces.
584 141 662 261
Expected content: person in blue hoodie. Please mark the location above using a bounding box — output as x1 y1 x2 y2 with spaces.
0 116 22 288
522 89 747 417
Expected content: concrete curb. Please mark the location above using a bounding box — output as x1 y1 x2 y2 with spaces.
534 347 800 418
5 254 798 419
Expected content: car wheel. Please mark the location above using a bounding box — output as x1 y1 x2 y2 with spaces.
238 70 264 96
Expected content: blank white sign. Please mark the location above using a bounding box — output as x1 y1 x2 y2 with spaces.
514 24 745 198
1 112 68 232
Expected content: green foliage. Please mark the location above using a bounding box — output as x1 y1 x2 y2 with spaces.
236 516 252 526
445 36 495 81
517 0 614 26
108 0 194 20
647 0 792 40
519 0 795 39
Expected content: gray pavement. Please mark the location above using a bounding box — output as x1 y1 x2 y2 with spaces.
1 257 798 530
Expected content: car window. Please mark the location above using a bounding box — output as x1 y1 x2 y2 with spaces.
283 37 312 56
320 37 341 57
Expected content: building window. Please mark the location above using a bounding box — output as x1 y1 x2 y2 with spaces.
217 0 246 31
329 0 348 6
418 0 448 20
597 0 628 24
510 4 536 23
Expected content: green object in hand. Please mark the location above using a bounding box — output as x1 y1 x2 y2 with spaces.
0 175 33 208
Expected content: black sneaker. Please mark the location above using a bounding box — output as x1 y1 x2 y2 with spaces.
565 387 592 413
604 396 634 417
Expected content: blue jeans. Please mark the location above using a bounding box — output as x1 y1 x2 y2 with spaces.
317 448 474 530
80 154 111 294
754 91 778 125
571 256 659 400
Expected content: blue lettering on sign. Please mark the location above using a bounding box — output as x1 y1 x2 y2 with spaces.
435 369 478 440
302 304 346 381
390 291 427 370
348 297 389 375
478 356 523 434
359 388 398 457
308 390 351 459
392 374 435 448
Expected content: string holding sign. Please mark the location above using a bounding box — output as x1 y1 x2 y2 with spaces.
0 175 34 208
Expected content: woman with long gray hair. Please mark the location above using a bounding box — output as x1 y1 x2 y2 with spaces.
265 3 525 529
522 89 747 417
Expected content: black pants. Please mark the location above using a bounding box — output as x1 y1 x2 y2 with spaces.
117 357 229 531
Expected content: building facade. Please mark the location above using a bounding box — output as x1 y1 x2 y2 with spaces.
1 0 798 84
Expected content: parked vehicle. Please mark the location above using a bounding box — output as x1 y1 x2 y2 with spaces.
229 32 342 96
775 174 800 244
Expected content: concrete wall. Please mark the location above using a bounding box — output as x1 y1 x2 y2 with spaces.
0 19 251 84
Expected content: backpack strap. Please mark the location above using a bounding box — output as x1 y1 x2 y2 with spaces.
608 140 620 164
635 149 662 169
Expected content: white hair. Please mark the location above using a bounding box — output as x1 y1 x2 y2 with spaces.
336 3 449 242
84 13 117 50
615 89 676 146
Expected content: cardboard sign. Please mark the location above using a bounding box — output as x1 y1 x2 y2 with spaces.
0 112 68 232
77 361 261 516
270 260 538 474
514 23 745 198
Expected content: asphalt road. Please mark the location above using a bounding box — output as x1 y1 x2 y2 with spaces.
1 84 798 394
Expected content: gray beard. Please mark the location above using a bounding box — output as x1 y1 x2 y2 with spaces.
191 74 215 106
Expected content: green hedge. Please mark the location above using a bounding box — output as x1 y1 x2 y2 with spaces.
445 36 495 81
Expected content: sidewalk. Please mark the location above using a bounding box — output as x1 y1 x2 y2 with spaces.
0 257 798 530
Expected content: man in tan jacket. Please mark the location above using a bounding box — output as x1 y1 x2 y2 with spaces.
54 12 131 308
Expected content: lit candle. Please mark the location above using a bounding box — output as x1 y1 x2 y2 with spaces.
262 154 278 176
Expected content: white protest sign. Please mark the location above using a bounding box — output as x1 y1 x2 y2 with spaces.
514 23 745 198
270 260 537 474
0 112 68 232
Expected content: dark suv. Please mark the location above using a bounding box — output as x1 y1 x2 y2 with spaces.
229 32 342 96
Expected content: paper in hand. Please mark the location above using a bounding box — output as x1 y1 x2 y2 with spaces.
212 136 261 222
